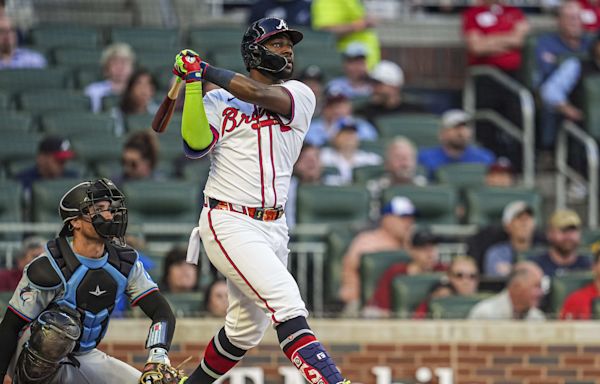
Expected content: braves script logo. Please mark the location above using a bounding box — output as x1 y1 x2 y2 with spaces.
221 107 291 135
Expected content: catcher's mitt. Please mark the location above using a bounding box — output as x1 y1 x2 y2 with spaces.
139 362 187 384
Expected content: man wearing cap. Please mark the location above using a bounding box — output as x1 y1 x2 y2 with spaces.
418 109 495 180
326 42 373 99
339 196 415 314
484 201 539 277
366 229 447 317
15 135 79 199
320 117 382 185
356 60 425 124
0 237 44 292
485 157 515 187
530 209 591 277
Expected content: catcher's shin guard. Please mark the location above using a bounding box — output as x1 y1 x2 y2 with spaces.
277 317 345 384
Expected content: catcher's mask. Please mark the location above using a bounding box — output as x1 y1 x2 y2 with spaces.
241 17 303 77
58 178 128 243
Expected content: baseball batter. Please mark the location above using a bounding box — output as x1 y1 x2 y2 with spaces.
176 17 350 384
0 178 185 384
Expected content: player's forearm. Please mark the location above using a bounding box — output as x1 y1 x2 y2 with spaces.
137 291 176 351
0 309 28 376
181 82 213 151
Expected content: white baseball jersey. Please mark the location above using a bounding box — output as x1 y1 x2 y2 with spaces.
201 80 316 207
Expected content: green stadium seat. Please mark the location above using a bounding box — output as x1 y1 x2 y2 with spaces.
296 185 370 225
0 180 22 223
584 75 600 140
0 90 11 109
593 297 600 319
582 228 600 247
435 163 487 190
136 49 180 71
76 67 103 89
31 179 80 223
550 272 593 315
382 185 458 225
18 90 90 113
111 27 179 50
122 180 200 225
465 187 542 226
31 25 101 49
188 27 245 55
0 112 35 132
181 158 211 181
71 135 125 170
359 140 386 157
360 250 411 305
162 292 204 317
0 131 39 165
391 273 444 317
293 45 344 78
125 114 154 132
0 68 69 96
101 94 122 112
41 112 115 137
429 294 488 319
53 47 102 68
153 65 175 92
374 114 440 146
353 164 386 185
212 52 247 75
324 225 355 304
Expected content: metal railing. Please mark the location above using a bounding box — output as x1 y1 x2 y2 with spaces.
463 65 536 188
555 120 599 228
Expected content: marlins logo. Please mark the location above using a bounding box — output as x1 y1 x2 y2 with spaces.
19 285 37 305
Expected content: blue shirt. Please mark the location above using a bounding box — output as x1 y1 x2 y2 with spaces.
111 252 155 318
531 252 591 277
534 33 593 88
540 57 581 107
417 145 495 180
305 117 378 146
15 166 79 200
326 77 373 99
0 48 46 69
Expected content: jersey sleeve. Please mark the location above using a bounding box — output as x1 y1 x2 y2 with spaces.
203 91 222 130
126 258 159 306
7 264 59 322
278 80 316 135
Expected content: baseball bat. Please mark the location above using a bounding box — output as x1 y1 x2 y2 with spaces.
151 76 183 133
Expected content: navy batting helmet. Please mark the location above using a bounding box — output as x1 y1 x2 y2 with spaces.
241 17 303 73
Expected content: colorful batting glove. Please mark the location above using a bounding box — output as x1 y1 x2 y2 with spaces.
173 49 208 83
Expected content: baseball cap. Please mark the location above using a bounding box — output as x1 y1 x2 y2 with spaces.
441 109 471 129
550 209 582 230
333 117 358 135
342 42 368 59
39 135 75 161
488 157 513 174
298 65 324 82
381 196 416 217
370 60 404 87
502 200 534 226
324 85 350 105
411 229 441 247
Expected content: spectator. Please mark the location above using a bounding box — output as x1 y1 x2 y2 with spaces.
203 278 229 318
339 196 415 312
85 42 135 113
0 14 45 69
15 135 78 200
320 117 382 185
326 43 373 99
248 0 312 26
366 229 447 317
418 109 495 180
484 201 538 277
0 236 44 291
356 60 425 124
578 0 600 32
413 256 480 319
297 65 325 117
306 86 378 146
560 241 600 319
485 157 515 187
531 209 591 277
111 68 159 136
468 261 545 320
113 130 164 186
159 247 198 293
311 0 380 69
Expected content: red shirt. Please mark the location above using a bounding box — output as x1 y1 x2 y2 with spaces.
579 0 600 32
462 4 526 71
560 283 599 320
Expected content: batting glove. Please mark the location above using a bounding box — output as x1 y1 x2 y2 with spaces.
173 49 208 83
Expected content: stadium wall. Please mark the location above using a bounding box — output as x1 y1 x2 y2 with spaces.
101 319 600 384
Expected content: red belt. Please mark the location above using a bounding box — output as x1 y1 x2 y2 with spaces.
205 197 284 221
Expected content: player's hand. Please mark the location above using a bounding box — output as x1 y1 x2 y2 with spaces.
173 49 208 83
139 362 187 384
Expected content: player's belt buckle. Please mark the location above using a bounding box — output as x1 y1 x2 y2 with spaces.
250 207 283 221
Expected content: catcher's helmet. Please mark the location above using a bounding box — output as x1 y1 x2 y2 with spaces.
241 17 303 73
58 178 128 241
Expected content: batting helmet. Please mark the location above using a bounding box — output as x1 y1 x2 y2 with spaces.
58 178 128 241
241 17 303 73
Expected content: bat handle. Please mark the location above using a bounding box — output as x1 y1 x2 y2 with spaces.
167 77 183 100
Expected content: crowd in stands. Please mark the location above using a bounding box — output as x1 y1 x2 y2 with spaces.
1 0 600 320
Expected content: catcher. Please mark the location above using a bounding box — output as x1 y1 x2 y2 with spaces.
0 178 186 384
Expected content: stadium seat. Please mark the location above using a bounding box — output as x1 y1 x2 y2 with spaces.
584 75 600 140
136 49 180 71
390 273 444 317
31 179 80 223
101 94 122 112
188 27 245 55
110 27 179 50
324 225 355 304
359 140 386 157
71 135 125 171
41 112 115 137
0 131 39 165
465 187 542 226
296 185 370 225
293 45 344 78
550 272 593 315
212 52 248 75
592 297 600 319
76 67 103 89
429 294 488 319
53 47 102 68
435 163 487 190
353 164 386 185
582 227 600 246
382 185 458 225
374 113 440 146
125 114 154 132
18 90 90 113
31 25 101 49
0 90 11 109
360 250 411 305
181 158 211 181
0 68 69 95
162 292 204 317
0 180 22 223
0 112 35 132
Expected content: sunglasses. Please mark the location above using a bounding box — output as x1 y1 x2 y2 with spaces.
451 271 478 280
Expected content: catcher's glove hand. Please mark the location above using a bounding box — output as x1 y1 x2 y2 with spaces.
139 362 188 384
